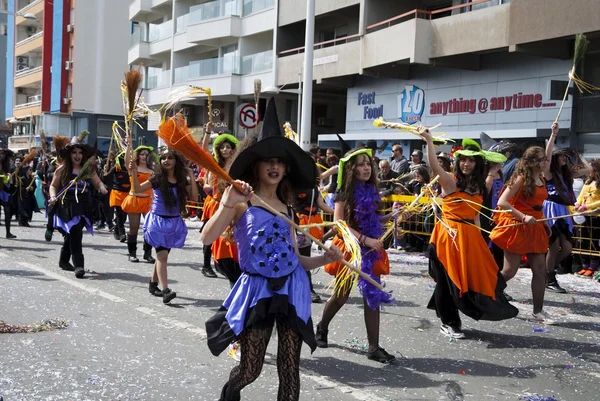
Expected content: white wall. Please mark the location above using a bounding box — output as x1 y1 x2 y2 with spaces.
345 53 573 139
73 0 130 116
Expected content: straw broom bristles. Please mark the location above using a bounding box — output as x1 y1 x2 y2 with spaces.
124 69 143 119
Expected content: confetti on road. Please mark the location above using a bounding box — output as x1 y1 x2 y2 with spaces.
0 319 68 334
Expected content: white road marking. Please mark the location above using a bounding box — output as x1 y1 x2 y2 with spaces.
18 261 208 339
15 261 395 401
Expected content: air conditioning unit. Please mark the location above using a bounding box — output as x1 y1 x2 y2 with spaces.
16 55 29 71
63 97 71 105
66 24 74 33
26 26 35 34
65 60 73 70
16 88 25 94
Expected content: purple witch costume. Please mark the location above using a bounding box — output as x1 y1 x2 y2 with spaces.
143 183 188 249
53 174 94 235
206 204 315 356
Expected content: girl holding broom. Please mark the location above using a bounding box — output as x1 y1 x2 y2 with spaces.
49 142 108 278
315 147 396 363
203 99 342 401
129 146 198 303
122 145 156 264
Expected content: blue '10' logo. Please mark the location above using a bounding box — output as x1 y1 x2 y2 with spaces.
398 85 425 123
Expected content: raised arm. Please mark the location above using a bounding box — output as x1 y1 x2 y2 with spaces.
128 161 152 193
186 168 199 202
418 126 455 194
544 122 559 175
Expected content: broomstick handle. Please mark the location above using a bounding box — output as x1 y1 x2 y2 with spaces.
104 133 115 175
251 195 385 291
555 70 573 124
378 175 439 242
495 210 594 229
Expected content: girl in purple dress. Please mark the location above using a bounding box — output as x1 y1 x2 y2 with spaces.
202 99 342 401
129 148 198 304
49 143 108 278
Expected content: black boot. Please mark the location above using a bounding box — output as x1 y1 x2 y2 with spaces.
202 244 218 278
59 247 74 271
149 281 162 296
113 225 121 241
546 272 567 293
127 235 139 263
219 383 241 401
119 226 127 243
162 288 177 304
73 254 85 279
143 241 155 263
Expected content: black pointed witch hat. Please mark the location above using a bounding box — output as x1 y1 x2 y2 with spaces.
229 98 316 189
336 133 351 155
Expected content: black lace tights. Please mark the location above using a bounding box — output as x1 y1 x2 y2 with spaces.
224 318 303 401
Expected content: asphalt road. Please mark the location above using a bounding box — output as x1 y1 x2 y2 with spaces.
1 214 599 401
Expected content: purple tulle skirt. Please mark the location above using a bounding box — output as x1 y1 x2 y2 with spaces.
143 212 187 249
54 216 94 235
543 200 573 232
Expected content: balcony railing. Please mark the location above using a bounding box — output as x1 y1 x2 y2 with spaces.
365 0 503 33
189 0 238 24
174 55 241 83
279 34 360 56
241 49 273 75
16 31 43 47
15 65 42 77
17 0 42 14
146 69 170 89
14 99 42 110
242 0 274 16
176 13 189 33
148 20 172 42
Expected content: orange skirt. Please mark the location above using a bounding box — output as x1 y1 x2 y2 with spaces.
490 214 548 255
121 195 152 214
211 234 239 263
298 213 324 240
324 236 389 277
201 195 219 222
109 190 128 208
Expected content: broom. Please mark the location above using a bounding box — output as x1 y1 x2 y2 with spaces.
254 79 261 130
157 114 385 291
124 69 143 162
555 33 589 123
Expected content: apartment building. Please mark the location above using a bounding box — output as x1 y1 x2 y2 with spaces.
277 0 600 158
128 0 277 140
4 0 130 152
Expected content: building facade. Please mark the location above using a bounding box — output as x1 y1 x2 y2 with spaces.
276 0 600 159
128 0 277 141
4 0 132 152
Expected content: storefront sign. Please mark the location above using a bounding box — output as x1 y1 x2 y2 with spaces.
398 85 425 123
358 92 384 120
429 92 556 116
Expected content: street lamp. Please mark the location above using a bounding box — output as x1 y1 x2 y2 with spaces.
0 10 37 20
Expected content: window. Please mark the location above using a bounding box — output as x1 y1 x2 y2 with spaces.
1 23 7 36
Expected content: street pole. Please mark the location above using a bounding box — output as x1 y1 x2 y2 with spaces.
299 0 315 151
297 70 302 134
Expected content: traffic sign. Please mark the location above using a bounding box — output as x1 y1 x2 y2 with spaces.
236 103 258 129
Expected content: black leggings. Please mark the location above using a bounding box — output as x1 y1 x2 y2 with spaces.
224 318 303 401
1 204 12 235
432 274 461 327
114 206 127 233
63 220 84 256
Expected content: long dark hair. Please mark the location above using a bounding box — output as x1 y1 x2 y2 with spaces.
0 151 12 174
506 146 544 199
338 148 378 227
223 133 293 205
454 146 487 198
216 139 236 168
58 145 91 187
135 148 155 170
550 151 574 204
149 149 189 213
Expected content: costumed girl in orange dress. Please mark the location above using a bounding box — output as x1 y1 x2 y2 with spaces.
490 145 553 324
122 145 156 263
316 148 396 363
421 129 518 339
201 133 239 279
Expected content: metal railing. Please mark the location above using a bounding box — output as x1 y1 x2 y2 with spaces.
15 65 42 77
279 33 361 56
16 31 43 47
14 100 41 110
17 0 42 15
